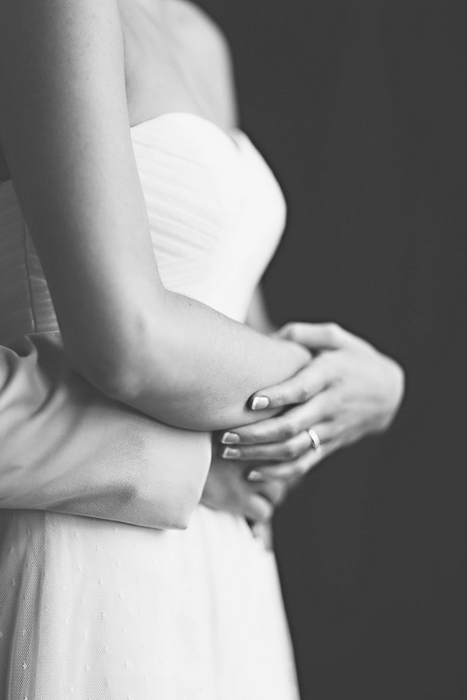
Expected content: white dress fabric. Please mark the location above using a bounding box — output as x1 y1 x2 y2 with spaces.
0 113 300 699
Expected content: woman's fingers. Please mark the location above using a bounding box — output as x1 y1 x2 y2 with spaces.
220 324 405 491
220 412 333 469
247 356 329 412
247 430 332 482
246 322 354 412
222 390 330 447
222 427 319 462
275 322 351 349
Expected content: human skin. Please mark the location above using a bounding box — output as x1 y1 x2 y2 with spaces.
0 0 404 522
219 322 405 484
0 0 311 435
0 0 309 523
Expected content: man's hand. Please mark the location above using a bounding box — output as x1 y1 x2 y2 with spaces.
201 440 289 523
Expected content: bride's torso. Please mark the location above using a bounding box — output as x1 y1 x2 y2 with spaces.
0 111 286 343
0 14 298 695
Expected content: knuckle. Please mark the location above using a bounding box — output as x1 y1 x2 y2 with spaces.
283 444 296 460
297 386 311 403
244 426 261 443
280 420 297 440
271 390 287 407
283 439 301 460
277 389 288 404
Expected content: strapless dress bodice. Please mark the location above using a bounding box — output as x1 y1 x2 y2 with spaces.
0 112 286 345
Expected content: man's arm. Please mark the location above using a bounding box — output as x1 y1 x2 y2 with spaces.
0 333 211 529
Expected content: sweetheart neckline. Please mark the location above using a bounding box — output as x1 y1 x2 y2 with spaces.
0 112 244 188
130 111 242 153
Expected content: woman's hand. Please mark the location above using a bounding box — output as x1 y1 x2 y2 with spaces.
201 441 289 523
219 322 405 481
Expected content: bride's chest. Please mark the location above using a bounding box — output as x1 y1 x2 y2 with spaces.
0 114 286 342
131 114 286 321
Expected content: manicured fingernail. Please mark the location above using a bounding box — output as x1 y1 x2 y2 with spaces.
247 470 263 482
221 432 240 445
222 447 240 459
250 396 270 410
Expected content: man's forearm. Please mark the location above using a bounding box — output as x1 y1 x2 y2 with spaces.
0 333 211 529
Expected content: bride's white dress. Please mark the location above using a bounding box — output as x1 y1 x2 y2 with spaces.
0 113 300 699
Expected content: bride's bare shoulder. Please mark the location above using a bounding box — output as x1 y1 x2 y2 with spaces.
169 0 238 128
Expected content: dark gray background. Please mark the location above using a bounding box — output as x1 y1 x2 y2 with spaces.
196 1 467 697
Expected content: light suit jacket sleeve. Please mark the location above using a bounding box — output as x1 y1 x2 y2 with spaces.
0 332 211 529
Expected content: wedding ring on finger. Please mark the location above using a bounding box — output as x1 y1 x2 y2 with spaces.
307 428 322 453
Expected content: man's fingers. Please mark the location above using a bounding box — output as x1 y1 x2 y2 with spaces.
251 477 288 507
244 494 274 523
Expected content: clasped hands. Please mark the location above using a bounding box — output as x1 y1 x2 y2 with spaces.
201 322 404 523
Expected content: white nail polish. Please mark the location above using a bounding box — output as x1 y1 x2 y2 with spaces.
221 432 240 445
222 447 240 459
251 396 270 410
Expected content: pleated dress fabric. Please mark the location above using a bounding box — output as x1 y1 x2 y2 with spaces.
0 113 300 699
